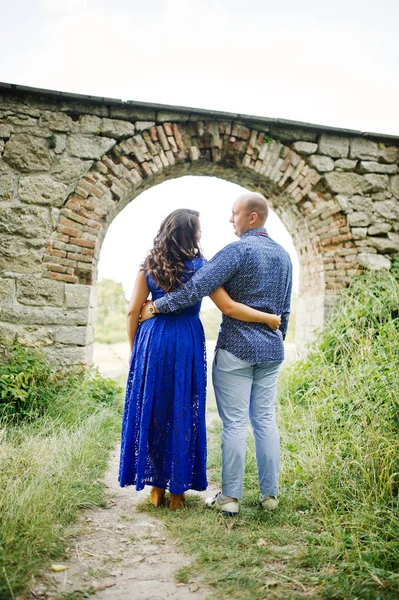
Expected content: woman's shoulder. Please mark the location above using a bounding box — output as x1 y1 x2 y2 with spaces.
188 256 207 270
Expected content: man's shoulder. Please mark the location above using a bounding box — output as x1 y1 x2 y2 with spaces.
210 239 243 262
244 235 292 266
269 238 292 261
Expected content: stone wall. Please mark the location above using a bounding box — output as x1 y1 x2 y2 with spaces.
0 84 398 363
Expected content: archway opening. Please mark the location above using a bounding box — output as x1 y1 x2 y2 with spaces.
92 175 301 375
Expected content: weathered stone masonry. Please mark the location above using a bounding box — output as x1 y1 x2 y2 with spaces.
0 83 398 364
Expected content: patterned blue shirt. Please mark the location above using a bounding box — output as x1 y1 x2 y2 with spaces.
154 228 293 362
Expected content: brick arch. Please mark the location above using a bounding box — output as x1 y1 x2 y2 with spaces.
41 121 358 353
2 84 398 366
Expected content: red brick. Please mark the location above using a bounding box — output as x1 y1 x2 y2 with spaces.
55 233 69 242
44 263 68 274
163 123 173 136
68 252 93 263
58 225 82 238
157 127 170 152
71 238 96 249
149 127 158 142
172 123 184 149
48 248 67 258
49 272 79 284
81 247 95 256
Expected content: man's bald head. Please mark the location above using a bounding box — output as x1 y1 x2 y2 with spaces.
236 192 269 226
230 192 269 237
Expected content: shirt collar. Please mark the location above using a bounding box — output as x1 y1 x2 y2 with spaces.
240 227 268 239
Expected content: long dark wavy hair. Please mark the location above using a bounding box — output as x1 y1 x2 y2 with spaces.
143 209 203 291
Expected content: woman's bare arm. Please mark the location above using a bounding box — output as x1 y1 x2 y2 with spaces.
127 271 150 352
209 287 281 330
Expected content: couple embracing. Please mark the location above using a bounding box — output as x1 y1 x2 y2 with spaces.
118 192 293 515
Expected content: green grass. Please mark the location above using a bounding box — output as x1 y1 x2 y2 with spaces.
143 270 399 599
0 346 123 599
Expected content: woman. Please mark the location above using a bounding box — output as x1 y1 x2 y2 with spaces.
118 209 280 509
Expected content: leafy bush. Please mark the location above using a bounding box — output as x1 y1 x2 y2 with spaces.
0 344 60 422
0 343 123 599
0 344 122 424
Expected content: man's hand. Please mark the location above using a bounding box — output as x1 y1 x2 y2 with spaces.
269 314 281 330
139 300 156 323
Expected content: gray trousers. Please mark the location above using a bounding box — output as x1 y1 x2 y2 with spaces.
212 349 282 499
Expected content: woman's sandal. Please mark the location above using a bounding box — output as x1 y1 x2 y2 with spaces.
169 493 186 510
149 487 165 507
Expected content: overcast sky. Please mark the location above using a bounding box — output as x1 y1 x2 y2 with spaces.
1 0 397 301
1 0 398 134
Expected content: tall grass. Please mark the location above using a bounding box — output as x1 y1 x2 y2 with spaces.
277 270 399 596
0 346 123 599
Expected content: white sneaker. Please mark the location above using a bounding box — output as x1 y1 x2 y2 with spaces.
205 492 239 515
260 495 279 511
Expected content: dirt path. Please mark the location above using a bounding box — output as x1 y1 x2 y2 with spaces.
24 341 298 599
25 445 218 600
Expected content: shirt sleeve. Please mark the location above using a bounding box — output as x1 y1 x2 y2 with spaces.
280 260 293 340
155 243 244 313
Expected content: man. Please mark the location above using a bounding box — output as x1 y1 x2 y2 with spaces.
144 192 292 515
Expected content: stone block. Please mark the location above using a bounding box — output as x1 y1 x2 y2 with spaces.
51 157 93 184
65 283 91 308
373 200 399 220
350 138 379 160
308 155 334 172
334 158 357 171
53 134 66 155
43 343 91 365
390 175 399 199
0 205 51 238
89 285 97 308
359 161 398 174
324 172 363 195
135 121 155 132
358 253 391 270
17 326 54 346
351 227 367 239
54 325 92 345
0 304 89 326
19 175 68 208
101 118 134 139
17 278 64 306
0 124 13 139
0 322 18 344
292 141 318 155
347 195 373 212
0 277 15 305
7 114 37 127
335 194 350 211
40 111 73 132
68 135 116 159
0 236 44 274
3 133 53 172
0 171 16 201
368 233 399 253
347 211 372 227
77 115 102 133
368 223 392 236
362 174 389 193
379 145 399 164
318 134 349 158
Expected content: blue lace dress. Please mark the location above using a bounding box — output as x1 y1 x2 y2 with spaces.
118 257 208 494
